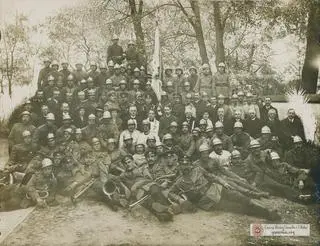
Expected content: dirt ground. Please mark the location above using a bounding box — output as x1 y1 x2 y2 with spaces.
2 196 319 246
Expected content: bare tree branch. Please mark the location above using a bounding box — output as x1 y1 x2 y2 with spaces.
174 0 195 27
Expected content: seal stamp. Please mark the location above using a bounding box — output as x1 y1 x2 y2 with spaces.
252 223 263 237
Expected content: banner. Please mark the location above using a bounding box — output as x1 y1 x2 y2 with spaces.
151 22 163 102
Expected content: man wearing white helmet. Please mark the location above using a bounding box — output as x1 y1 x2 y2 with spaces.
244 140 302 202
269 151 309 192
211 121 233 152
213 62 231 98
26 158 58 208
97 111 120 148
56 114 76 143
136 119 160 147
257 126 273 151
119 119 142 148
8 111 36 153
209 138 231 168
169 147 280 220
107 34 124 64
110 63 126 89
32 113 57 151
194 63 215 97
230 121 251 159
244 108 262 139
284 135 313 169
87 61 100 86
6 130 34 180
181 81 192 104
74 128 92 158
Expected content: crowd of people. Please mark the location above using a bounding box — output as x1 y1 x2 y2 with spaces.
0 36 318 222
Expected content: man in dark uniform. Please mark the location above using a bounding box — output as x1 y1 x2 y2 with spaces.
107 35 124 64
187 66 198 91
8 111 36 152
37 58 52 89
59 60 71 84
126 40 139 69
159 105 178 138
88 61 100 86
230 122 251 159
260 97 278 122
281 108 306 145
32 113 57 151
244 108 262 139
73 63 88 83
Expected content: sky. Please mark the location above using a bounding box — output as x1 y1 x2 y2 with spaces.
0 0 83 24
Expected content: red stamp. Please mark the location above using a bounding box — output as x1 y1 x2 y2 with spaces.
252 223 263 237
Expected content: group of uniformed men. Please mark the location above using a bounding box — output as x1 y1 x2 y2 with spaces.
0 36 316 222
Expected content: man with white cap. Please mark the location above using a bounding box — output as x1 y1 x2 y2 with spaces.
211 121 233 152
269 151 309 191
213 62 231 98
56 114 76 143
285 135 312 169
230 121 251 159
169 150 280 220
8 111 36 152
26 158 58 208
32 113 57 151
107 34 124 64
257 126 273 151
98 111 120 148
87 61 100 86
194 63 215 97
6 130 34 180
110 63 126 89
244 140 303 202
119 119 142 148
136 119 160 146
244 108 262 139
181 81 193 104
209 138 231 168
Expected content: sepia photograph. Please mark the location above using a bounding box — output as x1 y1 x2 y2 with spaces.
0 0 319 245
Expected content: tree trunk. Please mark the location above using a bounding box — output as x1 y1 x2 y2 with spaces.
129 0 147 68
212 2 225 67
190 1 209 64
301 2 320 94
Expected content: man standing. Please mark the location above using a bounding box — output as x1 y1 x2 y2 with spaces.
260 97 278 122
213 62 230 98
244 109 262 139
195 63 214 97
107 35 124 64
37 58 52 89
